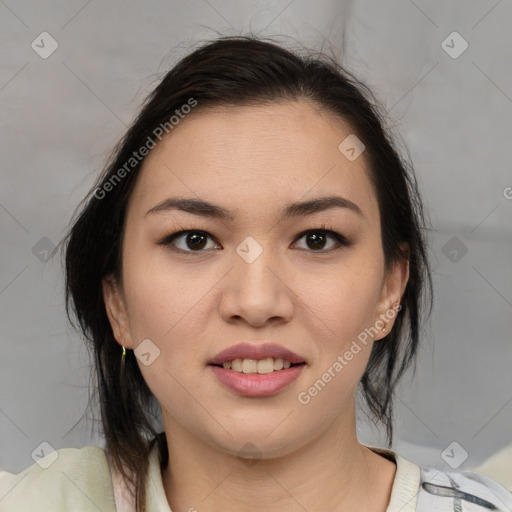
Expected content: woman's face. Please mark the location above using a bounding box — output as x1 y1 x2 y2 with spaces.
103 100 408 458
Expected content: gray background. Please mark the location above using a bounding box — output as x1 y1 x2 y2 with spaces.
1 0 511 474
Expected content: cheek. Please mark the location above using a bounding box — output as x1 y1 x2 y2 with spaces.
302 253 384 350
121 257 215 427
121 240 215 347
294 266 381 417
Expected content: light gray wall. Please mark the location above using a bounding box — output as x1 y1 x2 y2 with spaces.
1 0 511 474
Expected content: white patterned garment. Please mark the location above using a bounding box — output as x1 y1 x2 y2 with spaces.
416 467 512 511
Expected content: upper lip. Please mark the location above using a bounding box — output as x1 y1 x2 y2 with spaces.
208 343 307 366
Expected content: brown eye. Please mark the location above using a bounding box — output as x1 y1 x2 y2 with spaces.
293 229 349 252
158 230 220 253
183 232 209 250
305 232 329 250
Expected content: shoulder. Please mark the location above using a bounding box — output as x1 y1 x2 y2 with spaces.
0 445 116 512
417 465 512 511
367 445 512 512
473 442 512 492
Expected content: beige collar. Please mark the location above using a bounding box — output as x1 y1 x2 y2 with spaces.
366 445 421 512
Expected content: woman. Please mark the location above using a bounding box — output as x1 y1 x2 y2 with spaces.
1 35 510 512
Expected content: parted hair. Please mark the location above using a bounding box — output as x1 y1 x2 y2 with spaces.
61 35 433 512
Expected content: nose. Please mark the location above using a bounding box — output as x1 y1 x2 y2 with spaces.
218 245 294 328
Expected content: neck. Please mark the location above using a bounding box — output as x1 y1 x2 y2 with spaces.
160 407 396 512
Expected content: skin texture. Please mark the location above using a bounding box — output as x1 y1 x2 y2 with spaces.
103 100 409 512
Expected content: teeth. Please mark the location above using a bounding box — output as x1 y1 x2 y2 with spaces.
220 357 296 374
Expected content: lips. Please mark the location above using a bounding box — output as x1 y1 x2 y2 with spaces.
207 342 306 366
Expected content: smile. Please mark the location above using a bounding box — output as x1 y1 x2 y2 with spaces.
213 357 303 374
209 358 306 397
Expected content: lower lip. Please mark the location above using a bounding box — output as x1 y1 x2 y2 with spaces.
209 364 306 397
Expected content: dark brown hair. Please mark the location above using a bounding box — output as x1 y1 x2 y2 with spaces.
60 35 433 512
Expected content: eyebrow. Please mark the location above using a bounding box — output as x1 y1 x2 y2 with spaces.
145 195 365 221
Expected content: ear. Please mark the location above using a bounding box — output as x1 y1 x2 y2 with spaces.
102 274 134 349
373 244 410 341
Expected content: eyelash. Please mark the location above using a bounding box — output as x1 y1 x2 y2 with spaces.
156 223 351 256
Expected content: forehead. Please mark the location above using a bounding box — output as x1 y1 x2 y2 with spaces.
128 100 379 226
